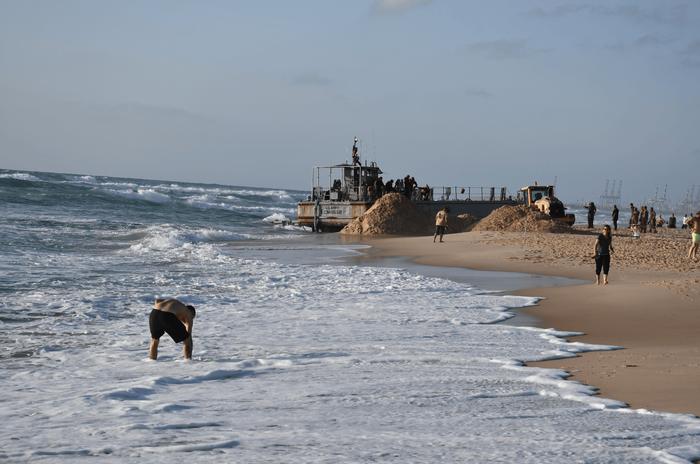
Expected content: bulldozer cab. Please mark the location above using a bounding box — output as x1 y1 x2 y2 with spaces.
520 185 555 207
519 184 575 226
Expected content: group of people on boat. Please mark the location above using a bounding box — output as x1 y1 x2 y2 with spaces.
367 174 432 202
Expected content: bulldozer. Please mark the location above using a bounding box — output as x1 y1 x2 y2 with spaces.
519 184 575 226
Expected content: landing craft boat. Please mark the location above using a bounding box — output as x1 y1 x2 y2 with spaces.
296 138 382 231
296 138 573 232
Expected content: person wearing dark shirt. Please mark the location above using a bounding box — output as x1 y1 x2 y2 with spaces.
585 202 597 228
668 213 677 229
351 137 360 166
593 225 614 285
611 205 619 230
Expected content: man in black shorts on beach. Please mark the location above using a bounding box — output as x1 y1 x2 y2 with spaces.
149 298 196 360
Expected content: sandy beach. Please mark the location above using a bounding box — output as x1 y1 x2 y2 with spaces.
352 226 700 416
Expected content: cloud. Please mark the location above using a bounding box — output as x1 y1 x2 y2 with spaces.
465 39 549 60
680 39 700 67
528 3 689 26
372 0 433 15
528 4 590 18
604 34 677 52
463 89 494 98
105 102 212 123
291 72 332 87
632 34 676 48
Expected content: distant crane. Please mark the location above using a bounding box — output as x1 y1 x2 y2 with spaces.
678 185 700 214
599 179 622 208
647 184 670 214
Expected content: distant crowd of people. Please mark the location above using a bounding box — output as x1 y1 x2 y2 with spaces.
369 174 433 201
626 203 662 234
590 205 700 285
586 202 689 234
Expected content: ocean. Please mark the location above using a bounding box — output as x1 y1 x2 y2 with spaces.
1 169 699 463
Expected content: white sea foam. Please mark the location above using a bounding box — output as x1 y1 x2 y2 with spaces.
127 226 253 253
0 172 41 181
67 174 97 183
105 188 172 203
94 181 140 189
3 226 700 461
262 213 290 223
152 183 296 200
229 189 293 199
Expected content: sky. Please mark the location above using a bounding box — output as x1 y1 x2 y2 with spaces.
1 0 699 204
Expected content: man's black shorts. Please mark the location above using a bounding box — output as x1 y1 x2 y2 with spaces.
149 309 189 343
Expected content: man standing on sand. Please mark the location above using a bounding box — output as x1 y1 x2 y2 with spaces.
585 202 596 228
629 203 635 228
612 205 619 231
631 207 640 230
433 207 448 243
149 298 196 360
688 213 700 262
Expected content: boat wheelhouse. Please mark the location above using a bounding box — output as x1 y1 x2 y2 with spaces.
297 160 383 231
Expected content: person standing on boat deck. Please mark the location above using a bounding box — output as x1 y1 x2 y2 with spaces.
593 225 614 285
612 205 619 231
585 201 597 228
351 137 360 166
433 207 449 243
149 298 196 360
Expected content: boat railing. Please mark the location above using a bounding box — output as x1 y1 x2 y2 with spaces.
309 185 522 203
415 186 519 202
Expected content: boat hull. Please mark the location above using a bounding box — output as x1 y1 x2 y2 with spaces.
297 201 373 231
297 199 521 232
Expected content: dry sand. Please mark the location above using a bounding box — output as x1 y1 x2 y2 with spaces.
353 226 700 416
340 192 478 236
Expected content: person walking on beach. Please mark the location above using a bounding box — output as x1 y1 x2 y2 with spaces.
585 202 596 228
631 207 640 230
149 298 196 360
612 205 619 231
688 213 700 262
649 207 657 233
433 207 449 243
593 225 614 285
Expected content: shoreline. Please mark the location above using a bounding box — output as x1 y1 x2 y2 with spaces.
346 230 700 417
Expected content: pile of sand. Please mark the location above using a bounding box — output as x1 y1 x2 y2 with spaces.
340 193 479 236
341 193 431 235
472 205 568 233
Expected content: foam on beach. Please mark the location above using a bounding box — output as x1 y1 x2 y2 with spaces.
4 236 700 462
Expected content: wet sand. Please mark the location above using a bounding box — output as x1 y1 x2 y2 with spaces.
350 227 700 416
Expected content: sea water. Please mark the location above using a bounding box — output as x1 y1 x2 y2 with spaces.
1 169 699 463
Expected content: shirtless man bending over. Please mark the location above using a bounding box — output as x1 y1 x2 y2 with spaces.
149 298 195 360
